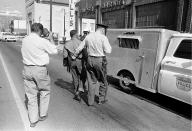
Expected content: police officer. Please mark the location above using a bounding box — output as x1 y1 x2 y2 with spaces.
75 24 112 106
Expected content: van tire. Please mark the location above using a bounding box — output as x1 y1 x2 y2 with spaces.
118 72 135 93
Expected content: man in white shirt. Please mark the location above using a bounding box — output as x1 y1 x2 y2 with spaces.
21 23 58 127
75 24 112 106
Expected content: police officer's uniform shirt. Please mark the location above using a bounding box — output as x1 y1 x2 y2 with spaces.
76 31 112 57
21 33 58 66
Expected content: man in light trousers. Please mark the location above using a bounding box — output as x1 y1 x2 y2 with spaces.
21 23 58 127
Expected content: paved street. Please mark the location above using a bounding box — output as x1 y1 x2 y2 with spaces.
0 41 191 131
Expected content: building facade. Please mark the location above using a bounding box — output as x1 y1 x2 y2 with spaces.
0 11 22 32
25 0 73 40
76 0 192 33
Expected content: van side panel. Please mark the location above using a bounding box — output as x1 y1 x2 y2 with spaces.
106 29 139 79
107 29 161 91
137 32 159 90
152 30 178 90
106 28 179 93
158 37 192 105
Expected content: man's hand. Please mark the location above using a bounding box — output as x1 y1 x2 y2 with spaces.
47 32 56 45
48 32 54 41
56 44 64 54
71 55 77 60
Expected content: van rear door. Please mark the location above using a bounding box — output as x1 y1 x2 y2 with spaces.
136 32 160 91
158 38 192 105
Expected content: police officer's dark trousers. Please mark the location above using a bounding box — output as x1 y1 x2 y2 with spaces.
86 56 105 105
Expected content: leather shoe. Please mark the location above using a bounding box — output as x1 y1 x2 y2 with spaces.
98 99 108 105
30 121 38 127
39 115 48 121
73 94 81 102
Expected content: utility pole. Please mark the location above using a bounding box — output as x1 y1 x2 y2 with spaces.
96 0 102 25
131 0 136 28
50 0 52 31
63 9 65 36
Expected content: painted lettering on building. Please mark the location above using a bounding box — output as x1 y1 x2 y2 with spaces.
69 0 75 30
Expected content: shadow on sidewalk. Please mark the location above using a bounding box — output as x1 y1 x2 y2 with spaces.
54 78 90 105
54 78 74 95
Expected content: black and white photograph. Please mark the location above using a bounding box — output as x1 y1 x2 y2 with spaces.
0 0 191 131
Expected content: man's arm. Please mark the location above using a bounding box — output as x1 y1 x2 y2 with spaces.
63 45 68 58
74 39 86 55
56 44 64 54
103 36 112 54
42 38 58 54
42 32 60 54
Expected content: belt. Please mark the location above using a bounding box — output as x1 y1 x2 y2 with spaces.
24 64 46 67
71 57 82 61
89 56 104 58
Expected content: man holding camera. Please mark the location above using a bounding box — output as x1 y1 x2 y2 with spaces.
21 23 58 127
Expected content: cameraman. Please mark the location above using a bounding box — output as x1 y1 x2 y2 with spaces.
21 23 58 127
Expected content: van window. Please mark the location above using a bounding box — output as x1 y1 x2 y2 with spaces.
119 38 139 49
174 40 192 60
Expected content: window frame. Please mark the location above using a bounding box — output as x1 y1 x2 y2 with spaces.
117 35 142 49
173 39 192 60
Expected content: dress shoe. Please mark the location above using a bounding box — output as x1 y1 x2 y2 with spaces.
39 115 48 121
73 94 81 102
30 121 38 127
98 99 108 105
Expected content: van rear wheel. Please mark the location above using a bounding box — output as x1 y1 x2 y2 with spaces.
119 73 135 93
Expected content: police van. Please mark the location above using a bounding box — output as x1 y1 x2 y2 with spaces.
107 28 192 105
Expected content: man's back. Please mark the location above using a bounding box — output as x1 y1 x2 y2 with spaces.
22 33 57 65
65 37 81 55
84 31 111 57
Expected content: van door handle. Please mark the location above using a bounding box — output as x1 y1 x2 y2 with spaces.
136 55 145 62
165 61 176 64
139 55 145 58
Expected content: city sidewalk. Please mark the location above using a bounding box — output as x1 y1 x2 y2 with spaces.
0 60 25 131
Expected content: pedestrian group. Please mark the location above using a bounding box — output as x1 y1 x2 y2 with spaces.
21 22 112 127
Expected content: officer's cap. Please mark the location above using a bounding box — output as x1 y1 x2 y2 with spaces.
83 30 89 33
96 24 109 29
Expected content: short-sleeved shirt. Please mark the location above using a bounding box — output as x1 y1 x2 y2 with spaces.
21 33 58 66
63 37 82 58
76 31 112 57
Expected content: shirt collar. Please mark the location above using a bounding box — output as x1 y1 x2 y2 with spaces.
31 32 40 37
96 30 102 35
71 37 79 40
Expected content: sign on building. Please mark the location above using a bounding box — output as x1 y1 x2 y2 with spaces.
82 18 95 33
69 0 76 30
